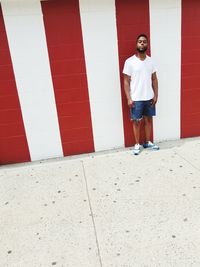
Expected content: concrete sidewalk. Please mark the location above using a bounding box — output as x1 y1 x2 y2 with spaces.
1 137 200 267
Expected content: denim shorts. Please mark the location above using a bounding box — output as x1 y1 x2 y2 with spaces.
130 100 156 121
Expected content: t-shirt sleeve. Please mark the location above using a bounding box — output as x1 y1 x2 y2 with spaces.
122 60 131 76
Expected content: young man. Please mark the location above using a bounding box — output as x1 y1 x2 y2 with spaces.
123 34 159 155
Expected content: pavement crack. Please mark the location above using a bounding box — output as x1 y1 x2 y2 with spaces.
81 161 103 267
175 150 200 172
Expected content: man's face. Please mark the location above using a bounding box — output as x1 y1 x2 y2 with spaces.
136 36 148 53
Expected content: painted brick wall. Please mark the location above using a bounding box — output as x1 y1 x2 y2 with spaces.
181 0 200 137
41 0 94 155
0 6 30 164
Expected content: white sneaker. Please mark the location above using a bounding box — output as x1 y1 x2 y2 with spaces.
133 143 141 155
143 141 159 150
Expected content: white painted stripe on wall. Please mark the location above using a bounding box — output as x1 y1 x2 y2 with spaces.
149 0 181 141
79 0 124 151
1 0 63 161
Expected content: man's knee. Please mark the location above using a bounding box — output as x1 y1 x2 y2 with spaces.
144 116 152 124
133 118 142 126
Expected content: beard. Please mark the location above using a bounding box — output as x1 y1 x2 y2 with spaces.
137 46 147 53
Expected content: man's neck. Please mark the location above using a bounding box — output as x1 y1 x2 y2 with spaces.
136 52 146 61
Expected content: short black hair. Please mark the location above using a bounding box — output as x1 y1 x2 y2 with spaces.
136 34 148 42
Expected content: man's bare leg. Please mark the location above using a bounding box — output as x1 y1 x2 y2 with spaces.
133 120 141 144
144 116 152 142
143 116 159 149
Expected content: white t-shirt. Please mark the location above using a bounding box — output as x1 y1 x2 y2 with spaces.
123 55 157 101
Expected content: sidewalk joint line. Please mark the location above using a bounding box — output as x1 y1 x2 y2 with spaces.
175 150 200 172
81 161 103 267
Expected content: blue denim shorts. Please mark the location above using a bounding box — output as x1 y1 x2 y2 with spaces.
130 100 156 121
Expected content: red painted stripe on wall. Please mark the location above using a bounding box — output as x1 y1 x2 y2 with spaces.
115 0 151 146
181 0 200 137
41 0 94 155
0 6 30 164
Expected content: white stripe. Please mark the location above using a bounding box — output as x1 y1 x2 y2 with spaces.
79 0 124 151
1 0 63 161
149 0 181 141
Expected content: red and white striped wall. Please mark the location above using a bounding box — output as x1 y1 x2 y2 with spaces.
0 0 200 164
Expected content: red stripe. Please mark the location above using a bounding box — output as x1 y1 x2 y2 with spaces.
0 6 30 164
115 0 152 146
41 0 94 155
181 1 200 137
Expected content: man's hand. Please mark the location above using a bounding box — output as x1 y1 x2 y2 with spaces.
151 95 158 105
128 99 134 108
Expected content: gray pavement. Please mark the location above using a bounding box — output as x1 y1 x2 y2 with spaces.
1 137 200 267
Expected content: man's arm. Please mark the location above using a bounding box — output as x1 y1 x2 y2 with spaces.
152 72 158 105
124 74 133 107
